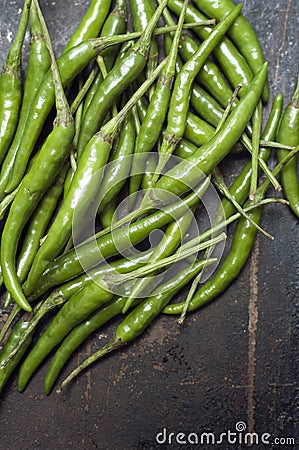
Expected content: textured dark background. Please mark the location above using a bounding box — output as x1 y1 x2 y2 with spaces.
0 1 298 449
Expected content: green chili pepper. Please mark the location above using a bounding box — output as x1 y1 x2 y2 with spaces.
162 5 233 110
24 57 166 294
129 0 159 98
129 0 189 197
44 296 124 395
167 0 254 96
2 21 175 196
192 0 269 102
76 0 168 155
221 94 283 220
17 277 114 392
57 257 215 391
122 207 196 313
63 0 112 53
150 63 268 198
0 0 31 164
99 0 127 72
0 0 51 175
0 318 34 393
1 248 158 367
277 76 299 217
97 110 136 214
148 4 242 187
163 132 295 317
4 163 69 309
1 0 76 311
25 178 210 296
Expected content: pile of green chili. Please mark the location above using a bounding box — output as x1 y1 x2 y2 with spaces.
0 0 298 395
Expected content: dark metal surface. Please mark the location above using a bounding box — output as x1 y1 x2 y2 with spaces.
0 1 298 449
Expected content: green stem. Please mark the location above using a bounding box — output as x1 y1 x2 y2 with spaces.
249 100 263 200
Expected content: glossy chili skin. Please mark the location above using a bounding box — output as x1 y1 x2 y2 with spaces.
192 0 269 102
14 0 51 140
25 183 207 296
116 259 209 344
163 207 261 314
161 5 242 149
43 296 124 394
129 0 188 196
277 77 299 217
24 58 166 293
147 5 242 189
0 0 31 164
184 111 214 147
163 96 284 316
27 61 266 296
76 0 127 161
56 257 213 391
63 0 112 53
122 207 195 313
129 0 159 89
17 278 114 392
44 239 209 394
221 94 283 219
98 0 127 72
162 7 234 110
0 40 100 197
44 253 202 393
0 319 33 393
4 25 144 195
1 116 75 311
167 0 254 97
23 132 112 295
163 32 226 128
77 0 168 155
5 251 157 362
98 111 136 213
0 0 76 311
16 164 69 285
153 63 268 197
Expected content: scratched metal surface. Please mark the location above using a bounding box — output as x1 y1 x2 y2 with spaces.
0 1 298 449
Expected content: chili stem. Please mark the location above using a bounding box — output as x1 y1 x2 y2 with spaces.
249 100 263 200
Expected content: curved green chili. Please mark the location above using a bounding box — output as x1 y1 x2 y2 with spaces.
76 0 168 155
221 94 283 220
163 126 293 317
129 0 159 97
17 277 114 392
162 5 233 110
97 110 136 214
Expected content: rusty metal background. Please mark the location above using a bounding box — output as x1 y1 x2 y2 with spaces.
0 1 298 449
